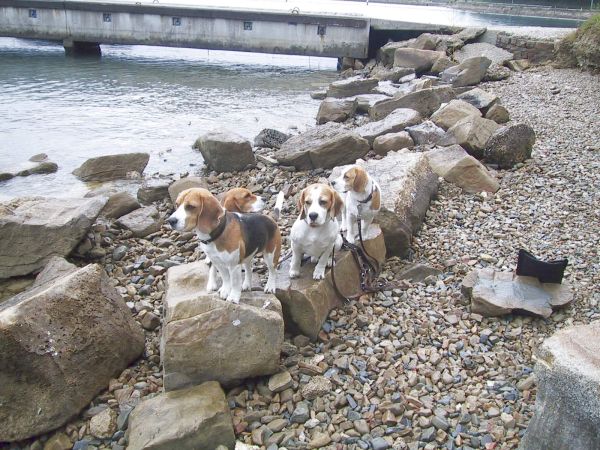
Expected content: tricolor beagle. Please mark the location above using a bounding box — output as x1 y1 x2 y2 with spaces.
218 187 265 214
289 183 344 280
167 188 281 303
331 165 381 244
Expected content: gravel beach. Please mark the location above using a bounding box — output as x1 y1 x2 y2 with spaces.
1 64 598 450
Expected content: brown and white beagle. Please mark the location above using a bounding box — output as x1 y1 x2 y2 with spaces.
289 183 344 280
331 165 381 245
218 187 265 214
167 188 281 303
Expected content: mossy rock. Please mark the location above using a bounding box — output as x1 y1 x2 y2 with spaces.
557 14 600 71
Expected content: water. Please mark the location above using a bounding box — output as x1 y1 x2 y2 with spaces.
0 38 337 200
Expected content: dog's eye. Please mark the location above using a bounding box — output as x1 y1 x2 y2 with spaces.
319 199 327 206
343 175 349 180
305 199 312 205
184 204 195 211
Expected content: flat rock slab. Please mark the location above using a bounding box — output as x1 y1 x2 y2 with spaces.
521 322 600 450
127 381 235 450
326 76 379 98
356 108 422 146
393 48 445 74
0 264 144 441
194 129 256 172
441 56 491 88
369 86 455 120
0 196 107 278
116 205 161 238
161 261 284 390
454 43 513 65
275 226 386 341
274 123 369 170
72 153 149 182
462 268 574 318
430 99 482 131
316 98 357 125
346 151 438 257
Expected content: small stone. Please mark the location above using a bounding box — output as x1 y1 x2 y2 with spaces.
431 415 449 431
421 426 436 442
90 407 118 439
354 419 370 435
302 376 332 400
43 433 72 450
141 312 160 331
487 407 500 418
268 371 293 393
371 437 391 450
501 412 516 429
308 431 331 448
290 402 310 424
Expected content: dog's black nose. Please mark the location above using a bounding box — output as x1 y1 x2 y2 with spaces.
331 180 336 186
308 212 318 222
167 216 177 227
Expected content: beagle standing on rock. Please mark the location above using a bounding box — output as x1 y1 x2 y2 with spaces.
167 188 281 303
331 165 381 244
290 183 344 280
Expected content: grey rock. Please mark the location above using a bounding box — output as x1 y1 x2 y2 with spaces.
458 87 499 111
462 268 574 318
326 76 378 98
430 56 457 75
161 261 283 390
455 43 513 65
0 196 106 278
28 153 48 162
371 437 391 450
0 264 144 441
310 90 327 100
275 123 369 170
268 371 293 393
397 263 442 283
290 402 310 424
316 98 358 125
410 33 440 51
521 322 600 450
441 56 492 87
350 94 391 114
431 99 482 131
485 103 510 124
485 64 512 81
141 312 160 331
112 245 128 262
72 153 149 182
406 120 447 146
101 192 140 219
127 382 235 450
116 206 161 238
421 426 436 442
301 376 332 400
253 128 290 149
356 108 422 145
32 256 77 287
484 123 536 169
137 180 170 204
16 161 58 177
370 66 415 82
194 129 256 172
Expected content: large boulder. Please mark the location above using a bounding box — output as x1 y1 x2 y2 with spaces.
379 41 411 67
370 66 415 82
484 124 536 169
275 226 386 340
373 131 414 156
101 192 140 219
168 177 208 204
329 151 437 257
393 48 445 74
0 263 144 441
454 43 513 65
462 268 574 318
445 116 501 159
520 322 600 450
441 56 492 87
0 196 107 279
116 206 161 238
326 76 378 98
161 261 284 390
355 108 422 145
274 123 369 170
72 153 150 182
369 86 456 120
351 94 391 114
426 145 499 193
316 98 358 125
127 381 235 450
136 179 170 204
430 99 482 130
194 129 256 172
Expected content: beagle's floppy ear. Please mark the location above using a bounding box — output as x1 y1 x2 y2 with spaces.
331 189 344 219
221 192 240 213
352 166 368 193
196 191 224 233
297 188 307 220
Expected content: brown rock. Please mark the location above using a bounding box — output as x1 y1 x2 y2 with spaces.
373 131 414 156
445 116 500 159
72 153 149 182
431 99 482 130
369 86 456 120
316 98 358 125
194 129 256 172
393 48 445 74
101 192 140 219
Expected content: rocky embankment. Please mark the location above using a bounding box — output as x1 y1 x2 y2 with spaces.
1 26 599 450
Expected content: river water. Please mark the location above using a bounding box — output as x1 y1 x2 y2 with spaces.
0 0 580 200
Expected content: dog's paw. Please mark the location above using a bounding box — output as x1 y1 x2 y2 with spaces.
289 269 301 279
206 280 219 292
264 283 276 294
242 281 252 291
218 286 230 299
313 267 325 280
227 293 240 304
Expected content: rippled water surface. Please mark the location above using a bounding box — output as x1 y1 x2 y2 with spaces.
0 38 338 199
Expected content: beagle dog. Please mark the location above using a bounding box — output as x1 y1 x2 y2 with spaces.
167 188 281 303
289 183 344 280
218 187 265 214
331 165 381 245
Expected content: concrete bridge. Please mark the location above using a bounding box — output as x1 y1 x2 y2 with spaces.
0 0 377 57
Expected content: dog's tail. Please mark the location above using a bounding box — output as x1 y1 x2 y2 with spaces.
272 191 285 221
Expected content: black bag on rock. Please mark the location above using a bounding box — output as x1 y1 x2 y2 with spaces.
516 249 568 284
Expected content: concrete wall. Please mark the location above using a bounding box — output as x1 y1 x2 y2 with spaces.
0 0 370 58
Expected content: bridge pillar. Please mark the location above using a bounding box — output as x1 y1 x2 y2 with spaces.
63 39 101 57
